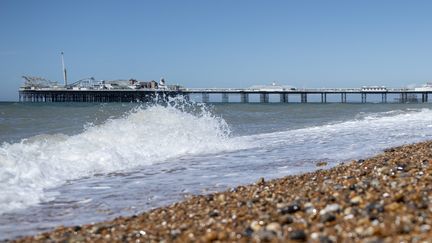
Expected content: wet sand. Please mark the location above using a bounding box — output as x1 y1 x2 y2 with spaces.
12 141 432 242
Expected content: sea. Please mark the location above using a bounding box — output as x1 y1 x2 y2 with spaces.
1 99 432 240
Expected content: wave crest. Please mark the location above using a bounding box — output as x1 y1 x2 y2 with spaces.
0 100 243 214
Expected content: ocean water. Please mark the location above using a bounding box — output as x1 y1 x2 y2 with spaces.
1 100 432 239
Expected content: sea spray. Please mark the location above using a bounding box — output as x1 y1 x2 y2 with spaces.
0 100 245 214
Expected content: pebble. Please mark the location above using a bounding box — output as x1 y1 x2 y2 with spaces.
316 161 328 167
420 224 431 233
350 196 362 206
319 236 334 243
265 222 281 233
279 215 294 225
170 229 181 237
289 230 307 241
256 230 276 241
250 221 262 232
278 202 302 214
256 177 265 185
208 209 219 217
320 213 336 223
320 203 340 215
243 227 254 237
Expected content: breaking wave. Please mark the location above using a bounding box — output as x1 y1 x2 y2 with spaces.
0 100 247 214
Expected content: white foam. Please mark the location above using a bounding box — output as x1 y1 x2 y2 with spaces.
248 108 432 163
0 102 246 214
2 105 432 215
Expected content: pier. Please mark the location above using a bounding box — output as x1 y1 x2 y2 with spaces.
19 87 431 103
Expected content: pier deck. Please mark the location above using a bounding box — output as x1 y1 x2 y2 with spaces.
19 88 430 103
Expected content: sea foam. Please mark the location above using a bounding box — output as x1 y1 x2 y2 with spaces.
0 101 245 214
249 108 432 164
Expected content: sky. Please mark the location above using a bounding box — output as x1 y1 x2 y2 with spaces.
1 0 432 101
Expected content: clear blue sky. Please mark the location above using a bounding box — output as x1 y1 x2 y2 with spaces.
1 0 432 101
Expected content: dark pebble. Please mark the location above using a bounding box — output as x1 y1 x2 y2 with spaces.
243 227 254 237
366 202 385 214
289 230 307 241
320 236 334 243
357 159 365 163
279 203 301 214
208 210 219 217
206 194 214 201
73 226 81 232
321 213 336 223
279 215 294 225
396 164 406 171
327 195 337 202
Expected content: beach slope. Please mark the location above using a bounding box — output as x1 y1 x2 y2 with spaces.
13 141 432 242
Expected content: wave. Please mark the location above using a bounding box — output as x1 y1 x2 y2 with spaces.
0 100 247 214
248 108 432 163
2 104 431 215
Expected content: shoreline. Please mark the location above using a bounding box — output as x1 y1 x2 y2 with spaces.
12 141 432 242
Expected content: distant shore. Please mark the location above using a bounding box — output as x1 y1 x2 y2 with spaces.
13 141 432 242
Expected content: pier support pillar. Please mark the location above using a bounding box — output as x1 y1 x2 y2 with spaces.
400 93 407 103
341 93 347 103
260 93 269 103
321 93 327 103
422 93 428 103
202 93 209 103
300 93 307 103
361 93 367 103
280 93 288 103
382 93 387 103
240 93 249 103
222 93 229 103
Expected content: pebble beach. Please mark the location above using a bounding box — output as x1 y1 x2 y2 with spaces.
12 141 432 242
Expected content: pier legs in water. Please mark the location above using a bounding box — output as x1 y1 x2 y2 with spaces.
361 93 367 103
300 93 307 103
382 93 387 103
222 93 229 103
400 93 405 103
240 93 249 103
321 93 327 103
341 93 347 103
280 93 288 103
422 93 429 103
260 93 269 103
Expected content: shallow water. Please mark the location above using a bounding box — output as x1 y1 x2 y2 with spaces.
1 101 432 239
